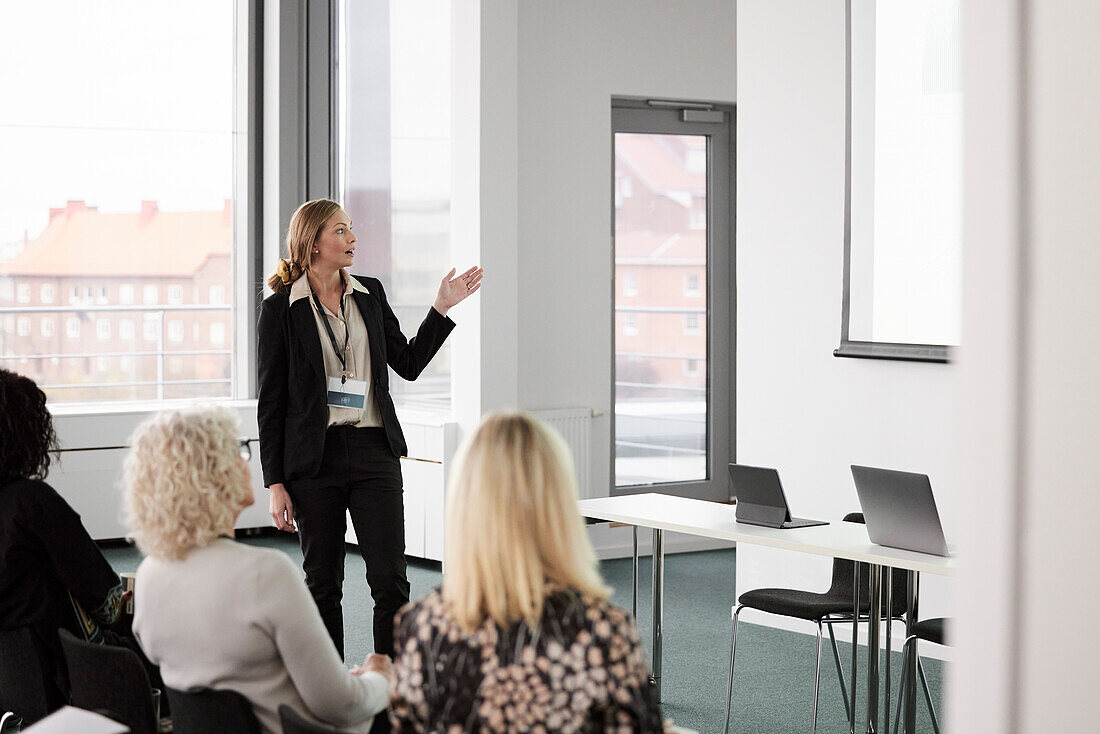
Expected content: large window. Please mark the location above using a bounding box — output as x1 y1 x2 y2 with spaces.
612 101 733 502
0 0 249 403
338 0 453 413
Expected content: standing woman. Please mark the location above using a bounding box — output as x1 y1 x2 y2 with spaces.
257 198 481 659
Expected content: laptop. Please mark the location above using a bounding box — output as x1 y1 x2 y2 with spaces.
851 465 951 557
728 464 828 529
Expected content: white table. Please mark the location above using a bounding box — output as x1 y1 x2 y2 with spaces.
579 493 955 734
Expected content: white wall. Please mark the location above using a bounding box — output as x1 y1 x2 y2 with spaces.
508 0 737 555
952 1 1100 731
735 0 958 639
950 0 1021 729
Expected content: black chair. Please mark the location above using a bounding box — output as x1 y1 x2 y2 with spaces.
723 513 909 734
58 628 158 734
892 617 948 734
0 627 60 726
278 704 357 734
166 686 261 734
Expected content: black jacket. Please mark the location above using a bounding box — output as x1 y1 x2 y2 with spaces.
0 479 123 699
256 274 455 487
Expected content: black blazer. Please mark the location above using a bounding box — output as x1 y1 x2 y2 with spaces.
256 274 455 487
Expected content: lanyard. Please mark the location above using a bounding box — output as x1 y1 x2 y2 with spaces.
312 290 351 383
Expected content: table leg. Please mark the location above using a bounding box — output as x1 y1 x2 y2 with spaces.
632 525 639 619
903 571 920 734
866 563 881 734
884 568 893 734
652 528 665 701
850 562 860 734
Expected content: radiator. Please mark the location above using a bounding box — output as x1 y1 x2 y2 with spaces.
531 408 594 499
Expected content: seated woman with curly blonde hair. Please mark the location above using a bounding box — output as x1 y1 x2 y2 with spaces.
389 411 663 733
124 407 391 734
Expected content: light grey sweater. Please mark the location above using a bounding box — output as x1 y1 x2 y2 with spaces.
133 538 387 734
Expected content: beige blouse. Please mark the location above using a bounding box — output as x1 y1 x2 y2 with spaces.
290 273 382 427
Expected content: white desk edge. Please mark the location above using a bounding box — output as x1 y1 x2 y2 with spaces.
578 493 955 577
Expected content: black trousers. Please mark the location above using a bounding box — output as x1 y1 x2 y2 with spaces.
287 425 408 660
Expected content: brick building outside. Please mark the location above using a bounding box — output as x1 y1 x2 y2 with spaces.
0 200 233 403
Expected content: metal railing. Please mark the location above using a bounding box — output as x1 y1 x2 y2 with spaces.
0 303 233 401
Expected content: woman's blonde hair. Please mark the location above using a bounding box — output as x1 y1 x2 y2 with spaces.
443 411 609 631
265 198 343 291
123 406 252 561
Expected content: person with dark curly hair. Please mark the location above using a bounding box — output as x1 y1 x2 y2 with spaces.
0 368 129 712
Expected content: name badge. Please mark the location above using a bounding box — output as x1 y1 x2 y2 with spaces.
326 376 367 409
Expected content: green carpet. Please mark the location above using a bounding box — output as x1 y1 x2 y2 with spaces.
102 536 946 733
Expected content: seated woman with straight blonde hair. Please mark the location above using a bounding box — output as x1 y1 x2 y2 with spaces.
123 407 391 734
389 411 662 733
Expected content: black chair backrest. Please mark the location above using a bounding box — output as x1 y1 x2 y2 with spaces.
829 513 908 617
0 627 58 725
58 628 158 734
278 704 356 734
166 686 261 734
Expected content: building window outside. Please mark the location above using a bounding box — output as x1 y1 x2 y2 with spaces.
683 313 701 335
168 357 183 373
167 320 183 343
96 356 110 372
97 285 108 304
66 318 80 338
209 285 225 304
168 285 183 305
143 285 158 305
623 312 638 337
210 321 225 345
143 318 159 342
41 318 54 338
16 284 30 303
689 208 706 230
41 284 54 303
96 319 110 340
119 320 135 340
684 273 701 297
119 284 134 305
17 317 30 336
120 355 134 373
623 273 638 297
70 285 81 302
683 358 701 377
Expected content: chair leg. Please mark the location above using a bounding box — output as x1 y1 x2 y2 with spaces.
892 635 911 734
723 605 744 734
917 657 940 734
810 620 824 734
825 620 852 724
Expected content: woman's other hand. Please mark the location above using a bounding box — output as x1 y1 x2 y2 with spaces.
352 653 394 683
433 266 483 316
268 483 296 532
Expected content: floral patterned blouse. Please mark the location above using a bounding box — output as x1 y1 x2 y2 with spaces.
389 587 663 733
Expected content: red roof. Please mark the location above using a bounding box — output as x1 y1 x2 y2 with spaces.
615 230 705 262
616 134 706 195
0 200 231 277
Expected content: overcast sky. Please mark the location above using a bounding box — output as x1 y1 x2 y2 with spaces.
0 0 237 246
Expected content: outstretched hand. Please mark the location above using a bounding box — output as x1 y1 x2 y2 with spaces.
433 266 483 316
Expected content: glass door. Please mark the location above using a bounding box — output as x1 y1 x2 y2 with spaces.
612 101 734 502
